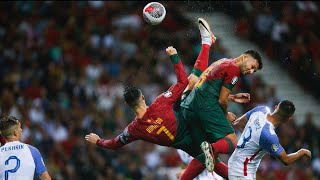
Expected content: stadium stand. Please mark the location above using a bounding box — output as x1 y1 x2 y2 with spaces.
0 1 318 179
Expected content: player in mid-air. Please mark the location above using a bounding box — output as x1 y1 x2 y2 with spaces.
0 115 51 180
179 28 263 179
228 100 311 179
85 18 249 179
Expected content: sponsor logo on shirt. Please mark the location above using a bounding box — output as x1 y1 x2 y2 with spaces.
163 91 172 98
231 76 238 85
271 144 279 152
254 118 261 130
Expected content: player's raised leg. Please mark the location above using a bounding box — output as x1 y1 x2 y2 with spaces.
185 18 216 92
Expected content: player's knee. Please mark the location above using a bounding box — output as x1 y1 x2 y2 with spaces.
226 133 237 144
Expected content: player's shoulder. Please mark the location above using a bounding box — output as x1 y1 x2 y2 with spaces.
221 58 236 65
246 106 270 120
26 144 42 154
260 121 277 137
148 95 170 112
219 59 240 71
252 106 270 114
26 143 37 149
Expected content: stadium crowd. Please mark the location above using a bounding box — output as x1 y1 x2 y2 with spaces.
0 1 319 180
229 1 320 102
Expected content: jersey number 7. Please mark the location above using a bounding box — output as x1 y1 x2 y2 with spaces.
157 126 175 140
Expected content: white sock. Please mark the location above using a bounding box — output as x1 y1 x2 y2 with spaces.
202 37 212 46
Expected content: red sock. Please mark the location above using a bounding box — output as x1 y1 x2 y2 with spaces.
215 161 228 179
192 44 210 76
212 138 236 154
180 158 205 180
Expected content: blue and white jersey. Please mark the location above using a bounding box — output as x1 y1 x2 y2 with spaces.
177 150 223 180
228 106 284 179
0 141 47 180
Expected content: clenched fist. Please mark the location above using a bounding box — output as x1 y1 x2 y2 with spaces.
85 133 100 144
299 148 312 159
166 46 177 56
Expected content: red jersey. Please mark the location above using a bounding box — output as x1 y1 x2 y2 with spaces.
97 57 188 149
181 58 241 110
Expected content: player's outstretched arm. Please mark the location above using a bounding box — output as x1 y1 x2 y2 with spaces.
166 46 188 87
85 133 125 150
163 46 188 104
277 148 311 166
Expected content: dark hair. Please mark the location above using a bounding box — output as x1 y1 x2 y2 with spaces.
243 50 263 70
123 86 142 108
277 100 295 119
0 115 20 138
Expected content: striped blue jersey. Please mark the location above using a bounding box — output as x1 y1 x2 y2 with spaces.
0 141 47 180
228 106 284 179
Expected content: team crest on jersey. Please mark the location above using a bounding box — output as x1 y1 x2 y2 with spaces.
271 144 279 152
231 76 238 85
163 91 172 98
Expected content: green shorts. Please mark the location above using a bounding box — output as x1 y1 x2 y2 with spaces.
172 90 235 161
172 109 202 158
172 90 203 157
182 105 234 145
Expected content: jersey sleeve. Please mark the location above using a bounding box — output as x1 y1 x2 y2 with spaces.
245 106 270 119
259 125 284 157
223 65 240 90
157 54 188 105
97 123 138 149
27 145 47 176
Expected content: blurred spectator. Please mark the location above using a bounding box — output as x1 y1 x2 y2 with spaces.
0 1 317 179
230 1 320 101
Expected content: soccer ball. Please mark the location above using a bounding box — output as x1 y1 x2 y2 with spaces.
143 2 166 25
